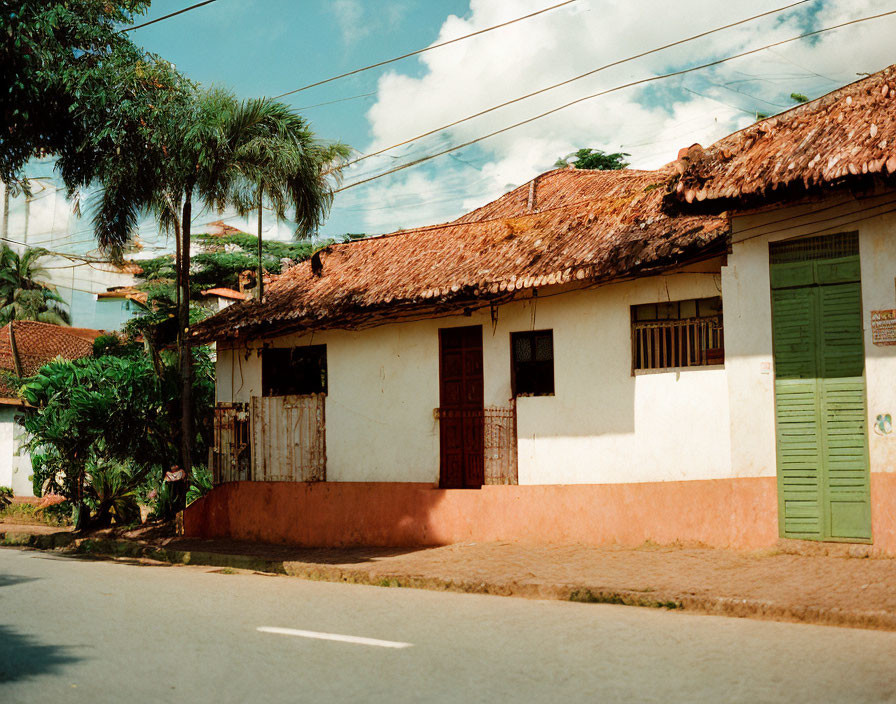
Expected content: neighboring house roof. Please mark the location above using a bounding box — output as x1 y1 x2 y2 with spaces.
200 287 247 301
97 286 149 306
0 321 105 400
193 167 728 343
205 220 245 237
670 64 896 210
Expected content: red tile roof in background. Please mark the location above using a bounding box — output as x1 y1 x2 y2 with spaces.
200 287 247 301
0 321 105 398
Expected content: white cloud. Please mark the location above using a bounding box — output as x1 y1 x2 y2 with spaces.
329 0 369 44
329 0 896 234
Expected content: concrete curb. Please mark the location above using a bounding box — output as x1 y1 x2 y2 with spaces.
4 529 895 632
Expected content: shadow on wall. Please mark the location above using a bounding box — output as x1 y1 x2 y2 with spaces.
0 624 82 683
184 481 452 548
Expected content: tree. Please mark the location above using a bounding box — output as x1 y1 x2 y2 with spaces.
134 230 341 299
554 148 630 170
0 1 172 185
20 346 215 529
0 246 70 326
83 88 348 509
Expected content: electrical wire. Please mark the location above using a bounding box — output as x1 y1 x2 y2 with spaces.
118 0 218 33
335 8 896 193
273 1 577 99
295 92 377 111
340 0 813 171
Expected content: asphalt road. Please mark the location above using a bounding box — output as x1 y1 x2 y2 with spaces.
2 547 896 703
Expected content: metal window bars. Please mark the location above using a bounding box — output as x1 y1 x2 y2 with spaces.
632 316 724 371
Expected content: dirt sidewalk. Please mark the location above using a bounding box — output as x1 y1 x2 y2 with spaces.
3 522 895 630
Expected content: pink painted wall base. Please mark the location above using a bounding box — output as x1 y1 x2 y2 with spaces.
183 474 896 553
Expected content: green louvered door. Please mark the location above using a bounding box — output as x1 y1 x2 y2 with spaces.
770 234 871 542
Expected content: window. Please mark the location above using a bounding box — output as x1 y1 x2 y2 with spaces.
631 297 723 372
262 345 327 396
511 330 554 396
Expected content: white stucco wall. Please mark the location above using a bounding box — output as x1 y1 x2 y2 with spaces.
217 271 733 485
724 190 896 479
0 407 32 496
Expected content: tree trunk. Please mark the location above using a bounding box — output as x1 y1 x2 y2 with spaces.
257 183 264 301
175 190 193 514
2 180 9 240
72 465 88 531
8 320 23 378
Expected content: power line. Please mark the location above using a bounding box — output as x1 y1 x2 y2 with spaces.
341 0 812 170
118 0 218 33
336 8 896 193
273 0 577 99
296 92 377 111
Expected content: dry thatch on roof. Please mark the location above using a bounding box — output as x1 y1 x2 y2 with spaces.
669 64 896 211
192 167 728 343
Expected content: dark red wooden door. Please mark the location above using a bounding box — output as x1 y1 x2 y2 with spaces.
439 325 484 489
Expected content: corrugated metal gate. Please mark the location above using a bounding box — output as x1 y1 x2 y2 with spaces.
212 403 251 485
250 394 326 482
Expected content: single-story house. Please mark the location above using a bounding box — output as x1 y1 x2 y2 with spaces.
186 64 896 554
0 321 105 495
200 287 247 312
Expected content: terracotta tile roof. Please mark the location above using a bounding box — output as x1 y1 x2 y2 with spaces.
192 167 728 343
0 321 105 396
201 287 247 301
670 64 896 210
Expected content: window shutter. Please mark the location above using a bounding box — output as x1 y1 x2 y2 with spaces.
773 284 822 537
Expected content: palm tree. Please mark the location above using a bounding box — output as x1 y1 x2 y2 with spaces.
87 87 348 508
0 246 70 326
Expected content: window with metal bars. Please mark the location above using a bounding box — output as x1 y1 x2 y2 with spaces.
631 297 724 372
511 330 554 396
768 231 858 264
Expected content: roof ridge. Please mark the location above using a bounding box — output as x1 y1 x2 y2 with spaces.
317 167 672 255
705 63 893 149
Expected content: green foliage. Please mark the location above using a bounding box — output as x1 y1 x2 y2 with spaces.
20 346 215 528
85 458 141 526
186 465 212 506
134 231 335 297
554 148 630 171
92 333 140 358
136 254 176 282
0 246 70 325
0 485 11 510
0 2 190 204
790 92 809 104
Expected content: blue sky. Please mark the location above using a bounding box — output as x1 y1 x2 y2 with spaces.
129 0 469 154
10 0 896 254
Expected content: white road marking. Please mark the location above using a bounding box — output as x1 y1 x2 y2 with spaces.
257 626 413 649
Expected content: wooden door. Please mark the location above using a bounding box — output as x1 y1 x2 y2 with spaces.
770 234 871 542
439 325 484 489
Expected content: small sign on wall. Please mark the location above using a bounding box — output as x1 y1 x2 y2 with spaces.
871 309 896 346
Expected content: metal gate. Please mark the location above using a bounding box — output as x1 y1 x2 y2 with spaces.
483 404 518 485
212 403 251 485
250 394 326 482
435 403 518 485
